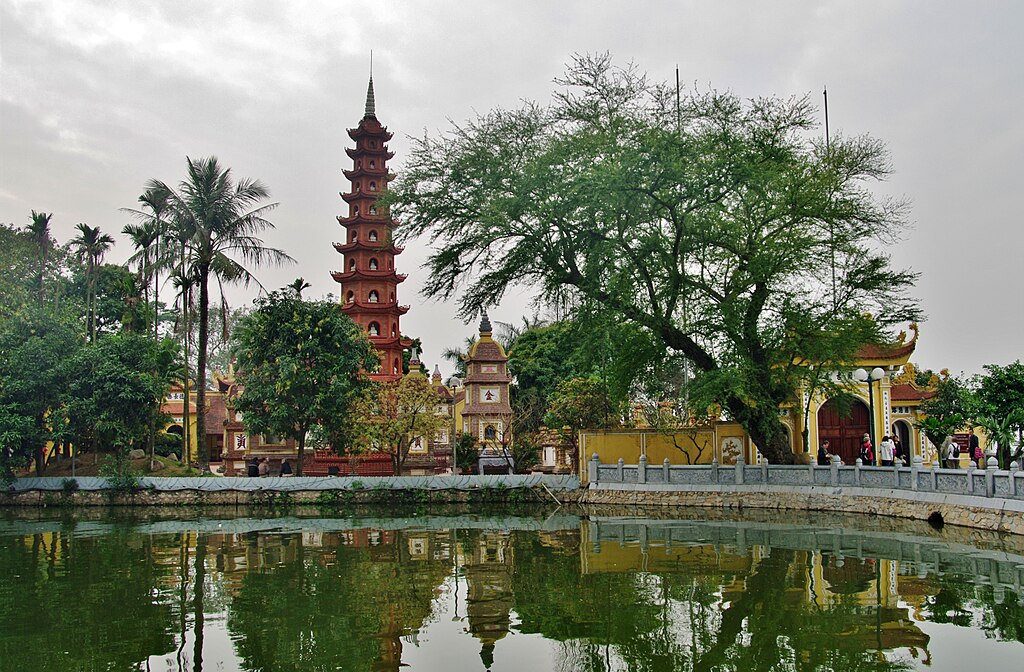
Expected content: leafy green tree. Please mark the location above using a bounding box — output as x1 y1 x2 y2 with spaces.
63 333 168 454
0 224 36 317
388 54 919 463
356 374 450 474
233 292 378 476
69 223 115 342
972 361 1024 466
0 305 82 475
916 377 971 456
149 156 293 470
545 375 622 470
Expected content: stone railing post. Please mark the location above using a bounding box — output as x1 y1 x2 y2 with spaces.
854 458 862 486
711 458 720 484
911 455 922 491
588 454 600 484
761 458 769 484
985 457 998 497
735 452 746 485
662 458 671 483
830 454 841 486
1010 461 1020 497
616 457 624 482
638 455 647 484
967 462 976 495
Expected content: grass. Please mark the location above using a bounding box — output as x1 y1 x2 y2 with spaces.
20 453 205 479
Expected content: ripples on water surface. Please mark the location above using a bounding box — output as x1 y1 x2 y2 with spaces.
0 507 1022 671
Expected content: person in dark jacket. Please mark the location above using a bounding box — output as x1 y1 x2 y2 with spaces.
280 459 293 476
817 440 832 466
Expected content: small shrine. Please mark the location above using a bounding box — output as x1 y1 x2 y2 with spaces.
460 312 514 474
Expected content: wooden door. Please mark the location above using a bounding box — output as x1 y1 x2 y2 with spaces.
817 398 870 464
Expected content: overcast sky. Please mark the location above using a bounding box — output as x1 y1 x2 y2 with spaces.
1 0 1021 378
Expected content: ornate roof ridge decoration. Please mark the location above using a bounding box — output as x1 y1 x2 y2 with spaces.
855 322 919 364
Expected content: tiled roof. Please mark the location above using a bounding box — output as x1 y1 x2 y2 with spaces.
891 383 934 401
467 339 507 362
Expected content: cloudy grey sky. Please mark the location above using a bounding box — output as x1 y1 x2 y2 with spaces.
1 0 1021 378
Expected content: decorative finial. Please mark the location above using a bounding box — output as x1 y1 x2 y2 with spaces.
410 346 419 362
364 74 376 119
479 311 492 334
432 364 442 381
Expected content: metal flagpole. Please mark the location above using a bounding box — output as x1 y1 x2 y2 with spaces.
824 86 836 313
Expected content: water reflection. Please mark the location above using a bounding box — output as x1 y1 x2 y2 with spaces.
0 510 1022 671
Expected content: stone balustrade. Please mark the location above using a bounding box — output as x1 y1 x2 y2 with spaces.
587 453 1024 500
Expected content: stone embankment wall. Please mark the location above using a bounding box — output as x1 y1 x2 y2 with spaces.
583 484 1024 535
1 474 585 508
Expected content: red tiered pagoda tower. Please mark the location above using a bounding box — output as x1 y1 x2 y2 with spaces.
332 76 412 381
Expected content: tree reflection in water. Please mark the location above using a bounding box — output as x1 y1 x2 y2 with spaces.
0 512 1023 671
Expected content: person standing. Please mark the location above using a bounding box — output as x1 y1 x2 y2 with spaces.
817 439 832 466
280 458 293 477
859 434 874 465
258 457 270 478
879 435 896 467
942 436 958 469
892 433 905 464
969 428 982 467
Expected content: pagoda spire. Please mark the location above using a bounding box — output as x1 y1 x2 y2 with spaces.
364 76 376 119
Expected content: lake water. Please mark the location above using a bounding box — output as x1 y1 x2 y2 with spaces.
1 506 1022 671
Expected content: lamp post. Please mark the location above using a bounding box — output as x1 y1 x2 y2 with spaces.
853 367 885 463
447 376 462 474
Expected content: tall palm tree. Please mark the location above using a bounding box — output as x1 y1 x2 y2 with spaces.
26 210 53 301
169 265 198 466
69 223 116 342
150 157 292 470
122 187 170 341
287 277 311 299
122 221 158 332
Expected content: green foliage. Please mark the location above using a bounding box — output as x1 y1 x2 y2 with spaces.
63 333 169 453
388 54 920 463
98 453 142 494
545 376 622 433
454 431 480 473
233 291 378 475
971 361 1024 465
61 477 80 495
0 303 83 473
354 374 451 474
917 377 971 452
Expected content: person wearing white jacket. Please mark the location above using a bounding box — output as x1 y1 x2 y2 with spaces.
879 435 896 466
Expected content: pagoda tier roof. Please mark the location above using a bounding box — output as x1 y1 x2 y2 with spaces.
330 269 408 283
465 338 508 363
462 403 513 416
333 240 403 254
340 301 410 315
367 335 413 348
341 190 382 204
463 372 512 384
345 147 395 161
343 168 397 181
347 124 394 142
336 213 392 227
